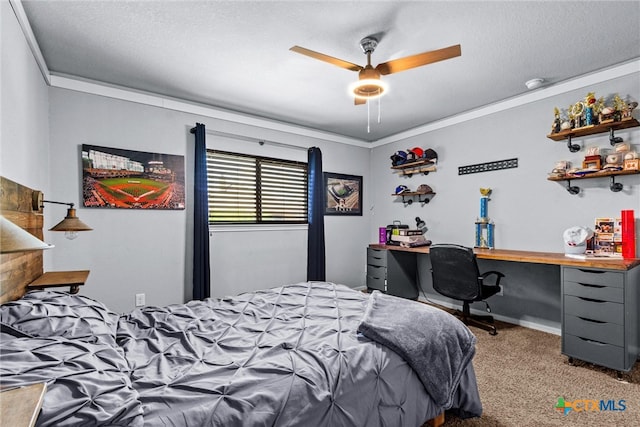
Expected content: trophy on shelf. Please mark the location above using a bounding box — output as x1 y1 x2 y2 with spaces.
475 188 495 249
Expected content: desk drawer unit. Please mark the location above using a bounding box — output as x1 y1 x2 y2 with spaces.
365 247 418 299
561 266 640 372
366 248 387 292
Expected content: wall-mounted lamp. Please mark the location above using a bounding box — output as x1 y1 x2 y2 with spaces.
43 201 93 240
31 192 93 240
0 216 54 253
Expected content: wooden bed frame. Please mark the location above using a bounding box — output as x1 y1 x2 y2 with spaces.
0 176 45 303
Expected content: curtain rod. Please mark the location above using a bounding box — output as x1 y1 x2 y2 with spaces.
190 127 309 152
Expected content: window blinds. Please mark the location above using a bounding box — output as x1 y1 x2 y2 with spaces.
207 150 308 224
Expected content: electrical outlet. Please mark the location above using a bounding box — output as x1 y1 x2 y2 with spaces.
135 293 146 307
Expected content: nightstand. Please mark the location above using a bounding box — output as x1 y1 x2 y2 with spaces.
28 270 90 294
0 383 47 427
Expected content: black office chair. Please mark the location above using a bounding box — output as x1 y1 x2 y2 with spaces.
430 244 504 335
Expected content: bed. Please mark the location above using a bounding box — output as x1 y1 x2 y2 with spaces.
0 177 482 426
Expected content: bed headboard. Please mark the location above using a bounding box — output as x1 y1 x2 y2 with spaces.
0 176 45 303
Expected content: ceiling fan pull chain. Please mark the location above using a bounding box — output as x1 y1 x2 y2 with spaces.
377 92 382 124
367 99 371 133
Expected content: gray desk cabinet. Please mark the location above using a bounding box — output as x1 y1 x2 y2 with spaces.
561 266 640 372
366 247 418 299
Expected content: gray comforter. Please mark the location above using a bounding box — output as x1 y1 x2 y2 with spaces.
118 282 481 426
1 282 482 426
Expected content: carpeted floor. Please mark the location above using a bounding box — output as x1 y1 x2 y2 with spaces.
443 320 640 427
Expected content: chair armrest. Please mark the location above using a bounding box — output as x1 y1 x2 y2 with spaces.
480 271 504 287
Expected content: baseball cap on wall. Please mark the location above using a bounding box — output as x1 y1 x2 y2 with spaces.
423 148 438 162
394 185 410 195
407 147 424 160
416 184 433 194
390 150 408 166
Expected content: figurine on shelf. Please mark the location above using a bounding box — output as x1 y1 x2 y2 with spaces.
568 105 576 129
584 92 596 126
571 101 584 128
560 107 571 130
552 107 562 133
613 94 626 121
624 101 638 120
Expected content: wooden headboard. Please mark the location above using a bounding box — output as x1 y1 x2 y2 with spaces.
0 176 45 303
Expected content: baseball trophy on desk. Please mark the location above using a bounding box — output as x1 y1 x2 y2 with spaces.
475 188 495 249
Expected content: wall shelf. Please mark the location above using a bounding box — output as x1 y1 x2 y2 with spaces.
391 159 436 177
548 169 640 194
392 192 436 206
547 118 639 152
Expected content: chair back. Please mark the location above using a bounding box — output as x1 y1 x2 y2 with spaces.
430 244 481 302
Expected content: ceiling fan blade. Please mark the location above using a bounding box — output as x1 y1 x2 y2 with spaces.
376 44 461 75
354 97 367 106
290 46 363 72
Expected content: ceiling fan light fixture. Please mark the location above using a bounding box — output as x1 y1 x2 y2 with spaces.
350 79 388 100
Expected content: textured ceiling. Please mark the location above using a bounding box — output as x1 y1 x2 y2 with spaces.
20 0 640 142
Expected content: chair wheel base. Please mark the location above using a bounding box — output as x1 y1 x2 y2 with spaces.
458 313 498 335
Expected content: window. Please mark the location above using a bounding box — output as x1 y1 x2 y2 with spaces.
207 150 308 224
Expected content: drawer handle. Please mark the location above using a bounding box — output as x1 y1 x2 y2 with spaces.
578 269 605 274
577 296 605 303
578 283 605 289
577 316 605 324
577 336 606 346
368 265 383 269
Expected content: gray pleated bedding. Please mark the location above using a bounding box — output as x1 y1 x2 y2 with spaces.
0 282 481 426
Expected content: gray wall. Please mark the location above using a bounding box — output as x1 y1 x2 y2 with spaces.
1 1 50 222
370 72 640 330
46 89 370 313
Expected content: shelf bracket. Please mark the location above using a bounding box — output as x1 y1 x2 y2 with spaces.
609 175 623 192
609 127 623 145
418 195 432 205
567 135 580 153
565 180 580 195
401 196 413 206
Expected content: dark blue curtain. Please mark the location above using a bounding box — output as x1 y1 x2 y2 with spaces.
191 123 210 300
307 147 326 281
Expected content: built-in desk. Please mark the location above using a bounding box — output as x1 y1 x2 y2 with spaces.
368 244 640 270
367 244 640 373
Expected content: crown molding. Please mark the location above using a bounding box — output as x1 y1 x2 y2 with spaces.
371 59 640 148
49 74 371 148
9 0 50 85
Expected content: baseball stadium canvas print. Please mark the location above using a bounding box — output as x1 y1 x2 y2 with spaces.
82 144 185 210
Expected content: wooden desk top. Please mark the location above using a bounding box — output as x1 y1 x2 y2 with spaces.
369 244 640 271
0 383 47 427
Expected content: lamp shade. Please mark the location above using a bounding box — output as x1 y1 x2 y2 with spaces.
1 216 53 253
49 208 93 232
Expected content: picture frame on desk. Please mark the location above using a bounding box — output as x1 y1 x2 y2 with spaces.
323 172 363 216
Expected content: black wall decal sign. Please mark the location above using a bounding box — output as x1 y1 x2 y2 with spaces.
458 158 518 175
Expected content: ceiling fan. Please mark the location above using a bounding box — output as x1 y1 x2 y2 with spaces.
290 37 461 105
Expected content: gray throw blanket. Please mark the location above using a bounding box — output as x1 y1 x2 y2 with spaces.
358 291 477 408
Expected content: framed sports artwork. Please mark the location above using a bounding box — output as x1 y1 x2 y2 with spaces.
323 172 362 216
81 144 185 210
